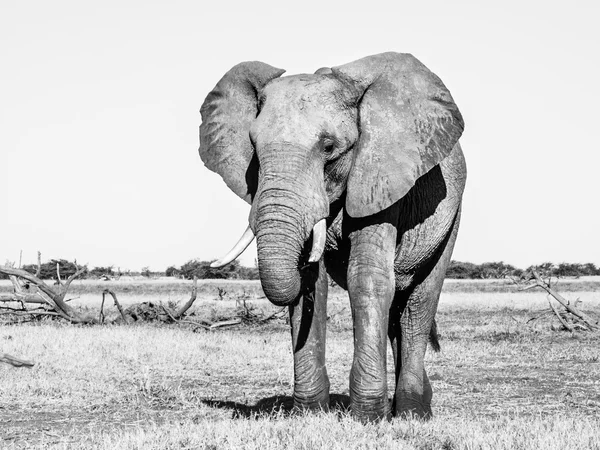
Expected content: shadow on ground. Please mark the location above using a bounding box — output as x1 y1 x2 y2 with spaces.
202 393 351 418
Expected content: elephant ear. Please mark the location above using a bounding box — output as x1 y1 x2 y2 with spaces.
199 62 285 203
331 52 464 218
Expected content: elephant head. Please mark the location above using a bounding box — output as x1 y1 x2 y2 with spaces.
199 52 463 306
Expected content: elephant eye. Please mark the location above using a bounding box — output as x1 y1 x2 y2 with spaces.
322 139 336 154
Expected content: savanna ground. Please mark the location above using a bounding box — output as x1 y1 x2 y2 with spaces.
1 278 599 449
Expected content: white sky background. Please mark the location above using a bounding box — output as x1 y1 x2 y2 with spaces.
1 0 599 271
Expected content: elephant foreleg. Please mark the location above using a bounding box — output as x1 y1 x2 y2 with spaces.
346 219 397 422
289 259 330 410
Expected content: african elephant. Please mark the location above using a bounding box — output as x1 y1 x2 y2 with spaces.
198 52 466 422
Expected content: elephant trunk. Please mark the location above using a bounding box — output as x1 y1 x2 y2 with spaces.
251 145 329 306
254 200 306 306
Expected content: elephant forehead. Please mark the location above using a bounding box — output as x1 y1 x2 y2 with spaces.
253 75 358 147
262 74 350 108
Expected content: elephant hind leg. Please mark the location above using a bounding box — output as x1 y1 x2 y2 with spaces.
388 290 435 419
390 210 460 419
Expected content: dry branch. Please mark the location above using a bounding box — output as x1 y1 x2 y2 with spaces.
161 308 225 330
173 277 198 318
155 278 199 324
99 291 106 324
0 352 35 368
530 269 598 331
209 318 242 329
56 262 63 286
0 310 61 318
102 289 128 323
235 296 286 324
0 293 46 304
35 251 41 278
513 269 599 332
548 298 574 332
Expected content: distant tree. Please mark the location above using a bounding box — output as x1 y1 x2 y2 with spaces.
522 262 600 278
165 266 181 277
478 261 523 279
447 261 523 279
237 265 260 280
141 267 151 278
446 261 480 279
22 259 86 280
581 263 600 276
554 263 579 277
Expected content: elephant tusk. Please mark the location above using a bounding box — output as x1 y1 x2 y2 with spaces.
210 225 255 268
308 219 327 263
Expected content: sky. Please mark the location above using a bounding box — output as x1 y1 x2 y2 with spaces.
1 0 599 271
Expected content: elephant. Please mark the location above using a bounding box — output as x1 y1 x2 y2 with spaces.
198 52 466 422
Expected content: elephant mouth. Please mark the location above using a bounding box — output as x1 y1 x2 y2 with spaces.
210 218 327 269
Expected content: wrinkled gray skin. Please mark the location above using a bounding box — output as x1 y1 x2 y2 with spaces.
199 52 466 422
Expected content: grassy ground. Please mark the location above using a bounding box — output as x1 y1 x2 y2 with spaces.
1 280 599 449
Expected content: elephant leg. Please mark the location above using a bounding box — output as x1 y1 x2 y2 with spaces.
390 212 460 419
346 220 397 422
289 259 330 411
388 289 434 419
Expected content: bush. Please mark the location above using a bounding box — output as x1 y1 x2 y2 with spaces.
89 266 115 278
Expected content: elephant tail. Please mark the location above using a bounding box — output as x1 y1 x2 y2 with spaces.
429 319 441 352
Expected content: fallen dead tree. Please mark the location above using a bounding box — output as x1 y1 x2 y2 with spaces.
0 255 96 324
517 269 599 332
0 254 202 325
0 255 280 330
0 259 201 325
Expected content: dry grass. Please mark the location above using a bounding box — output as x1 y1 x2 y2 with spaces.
1 280 599 449
1 276 599 304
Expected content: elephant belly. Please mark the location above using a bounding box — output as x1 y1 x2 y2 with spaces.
392 150 465 292
324 214 457 294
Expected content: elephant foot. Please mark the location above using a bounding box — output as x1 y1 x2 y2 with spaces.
349 394 391 423
351 405 391 423
293 369 331 412
293 391 330 412
394 368 433 419
394 394 432 420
